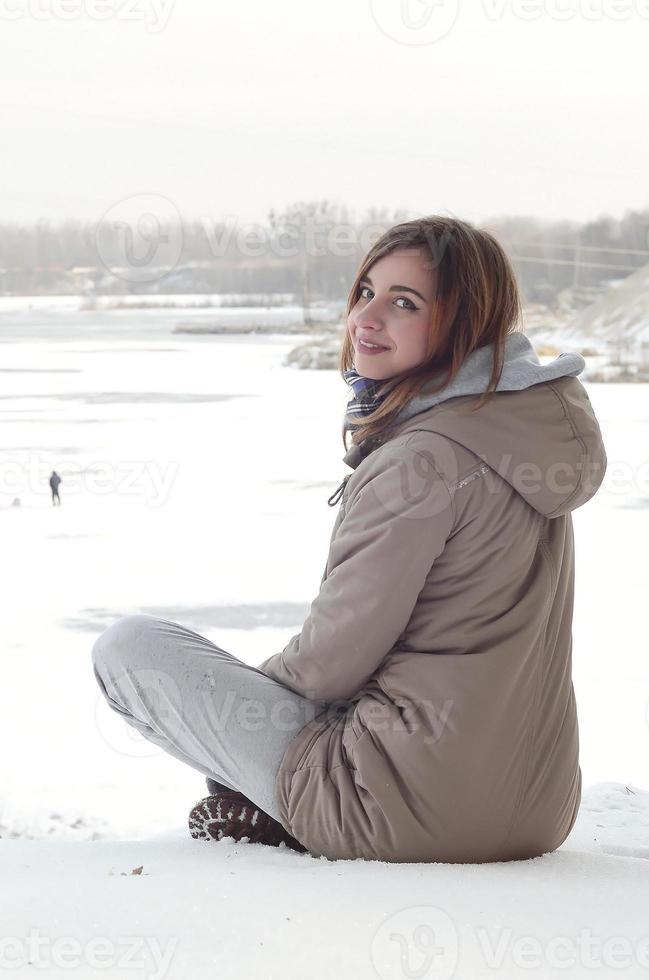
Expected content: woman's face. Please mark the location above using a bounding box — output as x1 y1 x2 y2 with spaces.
347 247 435 380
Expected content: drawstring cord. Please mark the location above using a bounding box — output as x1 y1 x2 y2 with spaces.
326 435 386 507
327 474 351 507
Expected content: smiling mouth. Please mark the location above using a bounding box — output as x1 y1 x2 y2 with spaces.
357 338 390 352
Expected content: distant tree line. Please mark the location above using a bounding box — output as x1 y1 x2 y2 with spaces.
0 201 647 309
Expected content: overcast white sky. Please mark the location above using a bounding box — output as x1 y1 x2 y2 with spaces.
1 0 648 227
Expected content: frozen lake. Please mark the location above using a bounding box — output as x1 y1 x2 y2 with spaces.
1 307 647 840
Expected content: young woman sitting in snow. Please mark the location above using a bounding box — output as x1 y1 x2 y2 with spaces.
91 215 608 862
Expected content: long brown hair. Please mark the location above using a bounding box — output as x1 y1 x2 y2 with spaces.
339 216 524 449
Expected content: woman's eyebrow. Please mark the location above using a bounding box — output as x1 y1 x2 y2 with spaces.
360 274 428 303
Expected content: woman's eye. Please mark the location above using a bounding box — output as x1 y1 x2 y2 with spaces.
358 286 418 311
395 296 418 311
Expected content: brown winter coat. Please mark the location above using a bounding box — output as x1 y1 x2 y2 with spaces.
257 374 607 863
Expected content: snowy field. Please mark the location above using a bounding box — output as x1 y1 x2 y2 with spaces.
1 306 648 978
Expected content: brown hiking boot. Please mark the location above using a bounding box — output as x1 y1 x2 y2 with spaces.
188 791 308 853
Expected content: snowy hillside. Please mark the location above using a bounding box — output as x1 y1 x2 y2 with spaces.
562 261 649 356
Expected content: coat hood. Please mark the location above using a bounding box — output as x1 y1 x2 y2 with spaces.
341 331 608 518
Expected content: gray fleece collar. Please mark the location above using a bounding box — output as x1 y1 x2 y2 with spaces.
392 331 585 429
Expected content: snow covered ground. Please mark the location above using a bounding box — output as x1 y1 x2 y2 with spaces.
1 307 648 978
3 791 649 980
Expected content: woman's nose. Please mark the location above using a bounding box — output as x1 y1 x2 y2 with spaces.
354 306 385 329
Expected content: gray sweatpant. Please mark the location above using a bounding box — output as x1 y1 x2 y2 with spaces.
91 613 330 823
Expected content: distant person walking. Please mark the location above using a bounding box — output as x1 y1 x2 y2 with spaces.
49 470 62 506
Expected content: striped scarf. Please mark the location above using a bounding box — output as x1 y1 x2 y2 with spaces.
326 369 395 506
342 368 394 433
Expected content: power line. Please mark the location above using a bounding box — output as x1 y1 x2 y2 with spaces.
509 255 641 273
503 240 649 257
